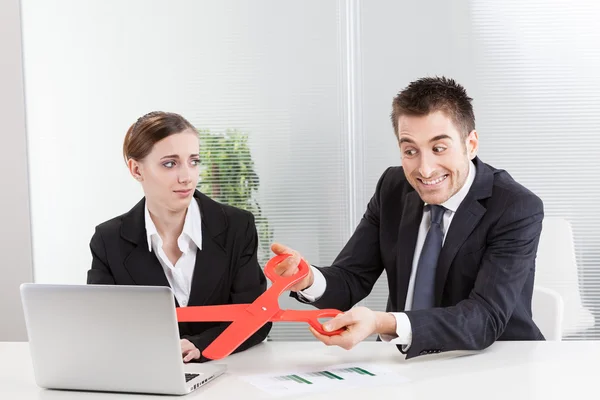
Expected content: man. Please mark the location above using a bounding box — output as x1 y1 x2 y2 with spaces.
273 76 545 359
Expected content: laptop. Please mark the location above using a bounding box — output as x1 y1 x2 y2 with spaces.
20 283 226 395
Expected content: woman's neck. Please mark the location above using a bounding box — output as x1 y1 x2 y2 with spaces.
146 200 187 241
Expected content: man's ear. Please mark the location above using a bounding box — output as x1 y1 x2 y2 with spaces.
466 130 479 160
127 158 143 181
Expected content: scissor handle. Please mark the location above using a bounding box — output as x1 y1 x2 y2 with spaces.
264 253 309 290
275 309 346 336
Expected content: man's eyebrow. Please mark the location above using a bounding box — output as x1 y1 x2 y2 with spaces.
400 134 453 145
430 134 452 142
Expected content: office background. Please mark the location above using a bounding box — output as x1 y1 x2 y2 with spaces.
1 0 599 342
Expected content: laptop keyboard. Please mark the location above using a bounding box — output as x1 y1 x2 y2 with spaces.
185 373 200 382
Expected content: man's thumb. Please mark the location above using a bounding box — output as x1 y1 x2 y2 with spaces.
272 242 295 256
323 313 350 332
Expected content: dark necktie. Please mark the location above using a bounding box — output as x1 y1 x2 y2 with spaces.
411 205 446 310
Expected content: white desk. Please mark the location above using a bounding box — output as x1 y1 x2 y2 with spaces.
0 340 596 399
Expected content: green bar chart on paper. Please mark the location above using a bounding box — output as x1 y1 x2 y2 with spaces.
242 363 406 396
275 374 314 384
274 366 377 385
334 367 377 377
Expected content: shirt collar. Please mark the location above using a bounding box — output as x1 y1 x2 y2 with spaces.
425 160 476 213
145 198 203 253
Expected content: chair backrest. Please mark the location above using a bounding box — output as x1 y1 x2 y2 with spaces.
532 285 564 341
535 217 594 337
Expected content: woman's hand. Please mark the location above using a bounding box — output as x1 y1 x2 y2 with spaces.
180 339 201 362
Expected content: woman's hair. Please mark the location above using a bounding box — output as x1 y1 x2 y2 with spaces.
122 111 197 162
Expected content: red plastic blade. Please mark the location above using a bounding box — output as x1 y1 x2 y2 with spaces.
176 304 249 322
201 276 290 360
201 307 274 360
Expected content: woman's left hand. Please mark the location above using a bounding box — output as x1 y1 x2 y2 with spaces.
180 339 201 362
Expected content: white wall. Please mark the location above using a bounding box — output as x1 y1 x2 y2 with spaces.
22 0 351 290
0 0 34 340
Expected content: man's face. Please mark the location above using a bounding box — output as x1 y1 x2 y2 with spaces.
398 111 478 205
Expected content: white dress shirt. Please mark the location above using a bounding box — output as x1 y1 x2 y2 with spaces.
300 160 476 347
145 199 202 307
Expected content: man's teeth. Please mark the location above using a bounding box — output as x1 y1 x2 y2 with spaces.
421 175 447 185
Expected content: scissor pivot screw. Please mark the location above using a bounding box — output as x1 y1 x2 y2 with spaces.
262 306 267 311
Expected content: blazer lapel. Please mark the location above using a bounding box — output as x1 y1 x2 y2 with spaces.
395 190 424 311
186 192 229 307
434 157 493 306
120 198 171 288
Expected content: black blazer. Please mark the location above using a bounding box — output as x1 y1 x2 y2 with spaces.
87 190 271 361
298 157 544 358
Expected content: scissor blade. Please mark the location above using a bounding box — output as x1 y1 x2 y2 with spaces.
176 304 249 322
202 312 271 360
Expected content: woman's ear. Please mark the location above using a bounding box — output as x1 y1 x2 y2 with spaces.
127 158 143 181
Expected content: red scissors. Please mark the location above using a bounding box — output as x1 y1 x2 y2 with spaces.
176 254 344 360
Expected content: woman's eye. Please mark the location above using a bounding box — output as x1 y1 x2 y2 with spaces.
163 161 175 168
191 159 200 166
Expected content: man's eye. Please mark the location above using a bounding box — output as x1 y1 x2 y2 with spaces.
433 146 446 153
404 149 417 156
191 159 200 166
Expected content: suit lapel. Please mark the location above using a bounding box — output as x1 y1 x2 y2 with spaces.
123 244 171 287
395 190 424 311
186 192 229 307
120 198 171 288
119 192 231 307
434 157 493 306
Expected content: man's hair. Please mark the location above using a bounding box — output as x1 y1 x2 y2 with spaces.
391 76 475 139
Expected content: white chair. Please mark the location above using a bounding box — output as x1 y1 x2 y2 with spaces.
534 217 595 337
532 285 564 341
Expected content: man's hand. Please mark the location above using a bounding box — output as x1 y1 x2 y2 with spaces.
309 307 397 350
180 339 201 363
271 243 314 292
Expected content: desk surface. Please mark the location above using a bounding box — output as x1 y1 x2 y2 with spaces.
0 340 595 399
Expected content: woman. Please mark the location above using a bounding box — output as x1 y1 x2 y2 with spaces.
87 111 271 362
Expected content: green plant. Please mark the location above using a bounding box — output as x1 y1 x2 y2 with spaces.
196 129 273 267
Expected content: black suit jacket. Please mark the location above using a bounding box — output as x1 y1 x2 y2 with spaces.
299 157 544 358
87 190 271 361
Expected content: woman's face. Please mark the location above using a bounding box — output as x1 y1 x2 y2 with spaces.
129 129 200 213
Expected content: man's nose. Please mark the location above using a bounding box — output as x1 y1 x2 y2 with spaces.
418 154 436 178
